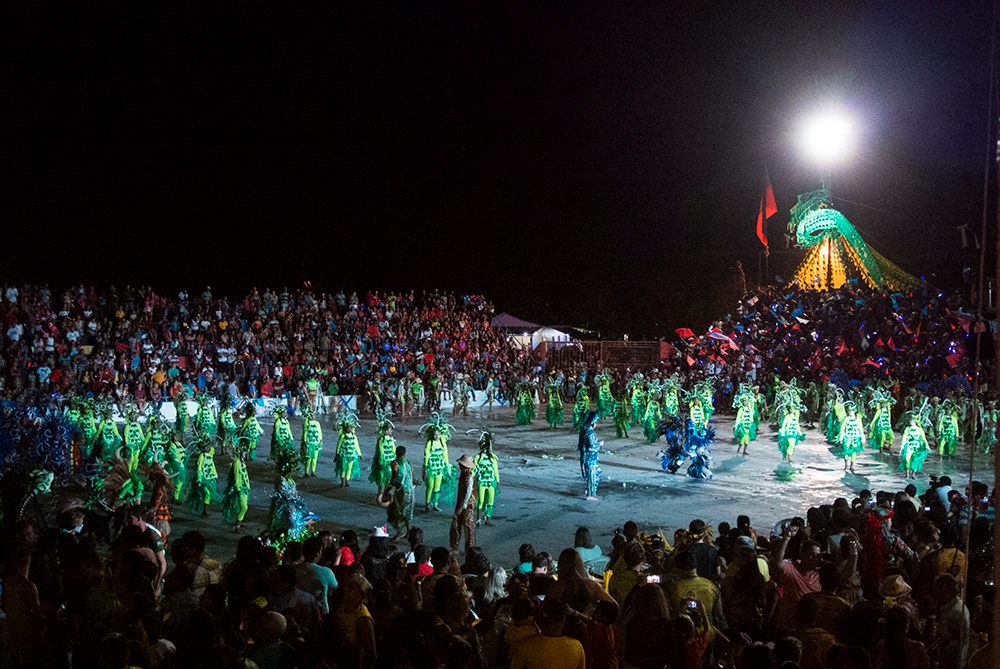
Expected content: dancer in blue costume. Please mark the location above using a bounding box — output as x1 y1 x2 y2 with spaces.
657 414 688 474
578 410 602 500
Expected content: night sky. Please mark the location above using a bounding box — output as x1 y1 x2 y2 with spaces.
2 3 995 336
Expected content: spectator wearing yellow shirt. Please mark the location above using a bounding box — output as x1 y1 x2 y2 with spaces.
672 550 726 630
511 599 585 669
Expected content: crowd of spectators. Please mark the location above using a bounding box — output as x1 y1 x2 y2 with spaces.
0 284 535 408
2 473 995 668
668 283 986 397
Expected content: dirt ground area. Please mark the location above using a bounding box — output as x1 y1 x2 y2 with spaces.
174 407 995 565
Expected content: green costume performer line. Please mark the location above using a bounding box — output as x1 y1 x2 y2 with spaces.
270 406 295 466
334 411 362 486
515 383 536 426
472 429 500 526
573 387 591 430
545 380 565 428
121 403 148 473
187 439 221 516
936 401 960 457
94 402 122 461
222 438 252 529
369 410 397 496
733 385 758 455
300 407 323 477
867 390 896 453
238 404 262 461
595 371 615 420
421 412 455 512
778 406 805 464
838 404 866 472
899 414 930 479
165 433 188 501
643 392 664 443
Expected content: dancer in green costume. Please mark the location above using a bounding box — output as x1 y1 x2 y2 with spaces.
94 401 122 461
187 438 220 517
385 445 414 540
145 414 170 465
65 397 82 431
777 400 805 464
218 402 238 455
300 406 323 477
572 386 591 429
165 432 188 501
595 370 615 419
222 437 252 530
121 402 148 473
472 429 500 526
421 412 455 512
270 406 295 465
824 388 846 444
936 400 960 457
643 389 664 443
369 409 397 497
687 392 709 430
732 384 758 455
899 406 930 479
452 374 473 417
238 404 262 461
662 375 681 417
867 389 896 454
334 410 361 486
627 373 647 425
614 395 630 438
173 391 190 437
79 399 99 457
514 382 536 426
694 379 715 420
977 400 998 454
193 393 216 442
838 403 866 473
545 378 564 428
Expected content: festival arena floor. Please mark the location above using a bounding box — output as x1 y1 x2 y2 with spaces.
179 409 997 561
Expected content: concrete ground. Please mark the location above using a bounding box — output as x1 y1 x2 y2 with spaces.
175 407 995 565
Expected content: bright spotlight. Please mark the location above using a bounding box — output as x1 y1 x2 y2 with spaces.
798 109 854 165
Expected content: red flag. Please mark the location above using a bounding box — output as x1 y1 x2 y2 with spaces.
675 327 696 340
756 169 778 250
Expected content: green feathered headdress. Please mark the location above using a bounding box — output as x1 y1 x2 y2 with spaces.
419 411 454 439
337 409 361 432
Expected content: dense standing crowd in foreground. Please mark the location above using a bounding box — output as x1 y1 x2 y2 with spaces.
1 475 995 668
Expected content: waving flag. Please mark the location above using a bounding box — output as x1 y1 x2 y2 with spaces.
756 168 778 251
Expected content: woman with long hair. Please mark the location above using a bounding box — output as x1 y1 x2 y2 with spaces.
624 585 675 669
547 548 617 623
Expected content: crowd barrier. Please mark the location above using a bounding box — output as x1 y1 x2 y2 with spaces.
111 390 507 421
